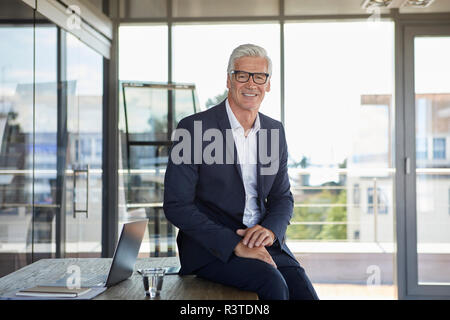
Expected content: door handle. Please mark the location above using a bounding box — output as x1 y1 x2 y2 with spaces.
73 164 89 218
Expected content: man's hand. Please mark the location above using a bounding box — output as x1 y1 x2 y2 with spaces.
234 241 277 269
236 225 275 248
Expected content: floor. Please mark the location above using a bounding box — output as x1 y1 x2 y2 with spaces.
313 283 397 300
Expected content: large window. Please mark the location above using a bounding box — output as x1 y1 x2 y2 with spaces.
118 18 397 299
118 25 188 257
414 36 450 286
284 21 396 298
118 23 280 257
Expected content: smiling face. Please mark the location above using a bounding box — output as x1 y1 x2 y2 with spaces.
226 56 271 113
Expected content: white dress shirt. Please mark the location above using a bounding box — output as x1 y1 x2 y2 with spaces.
225 99 262 228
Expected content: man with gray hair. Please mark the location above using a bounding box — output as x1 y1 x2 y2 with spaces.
164 44 318 300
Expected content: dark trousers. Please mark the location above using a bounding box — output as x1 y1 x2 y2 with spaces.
194 251 319 300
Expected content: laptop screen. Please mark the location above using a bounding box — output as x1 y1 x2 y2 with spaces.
105 220 148 287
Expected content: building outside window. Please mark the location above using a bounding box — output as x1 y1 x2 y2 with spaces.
433 137 446 159
367 187 388 214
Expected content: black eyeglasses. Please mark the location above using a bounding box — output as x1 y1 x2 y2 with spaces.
231 70 269 85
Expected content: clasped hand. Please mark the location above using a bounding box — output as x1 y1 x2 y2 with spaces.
234 225 277 268
236 224 275 248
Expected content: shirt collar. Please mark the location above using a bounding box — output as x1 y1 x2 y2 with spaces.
225 99 260 132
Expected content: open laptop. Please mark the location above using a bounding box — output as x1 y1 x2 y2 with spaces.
49 219 148 288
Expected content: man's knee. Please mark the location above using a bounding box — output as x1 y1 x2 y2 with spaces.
279 266 319 300
257 268 289 300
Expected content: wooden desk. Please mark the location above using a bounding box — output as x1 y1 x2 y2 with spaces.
0 257 258 300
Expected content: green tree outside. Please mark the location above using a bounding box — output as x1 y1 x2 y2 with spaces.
286 189 347 241
205 90 228 108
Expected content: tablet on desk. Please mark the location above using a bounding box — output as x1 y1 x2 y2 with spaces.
165 266 181 275
138 266 180 275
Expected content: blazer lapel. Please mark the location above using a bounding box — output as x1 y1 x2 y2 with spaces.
215 102 244 185
256 116 265 201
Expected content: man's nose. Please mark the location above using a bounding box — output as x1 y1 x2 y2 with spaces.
246 76 257 88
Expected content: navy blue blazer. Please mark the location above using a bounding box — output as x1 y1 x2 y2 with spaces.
163 100 296 275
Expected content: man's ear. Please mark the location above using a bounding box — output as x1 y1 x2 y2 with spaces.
266 78 271 92
226 74 231 90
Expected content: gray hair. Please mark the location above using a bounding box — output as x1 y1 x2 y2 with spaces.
227 44 272 76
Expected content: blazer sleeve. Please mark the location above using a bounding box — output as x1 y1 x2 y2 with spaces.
260 123 294 247
163 118 242 263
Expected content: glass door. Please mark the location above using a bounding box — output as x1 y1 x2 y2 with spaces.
65 33 103 258
33 24 58 262
0 3 59 276
0 1 107 273
0 21 35 277
404 25 450 298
